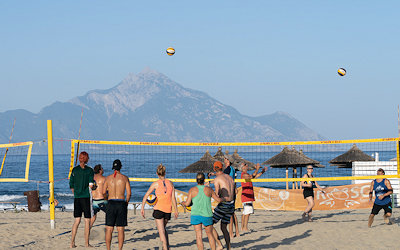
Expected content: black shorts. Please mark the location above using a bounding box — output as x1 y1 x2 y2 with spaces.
153 209 171 220
371 202 392 215
106 200 128 227
303 189 314 199
74 198 92 218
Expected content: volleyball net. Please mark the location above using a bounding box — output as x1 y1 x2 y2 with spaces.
0 141 33 182
68 137 400 188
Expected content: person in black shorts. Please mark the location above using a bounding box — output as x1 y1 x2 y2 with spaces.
301 165 325 222
103 159 131 250
69 151 94 248
368 168 393 227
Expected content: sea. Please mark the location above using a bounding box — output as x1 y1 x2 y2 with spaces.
0 151 396 211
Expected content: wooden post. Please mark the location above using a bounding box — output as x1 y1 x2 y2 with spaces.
285 167 289 190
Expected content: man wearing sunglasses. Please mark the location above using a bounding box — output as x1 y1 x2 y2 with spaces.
368 168 393 227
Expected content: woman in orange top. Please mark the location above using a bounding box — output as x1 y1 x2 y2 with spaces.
141 164 178 250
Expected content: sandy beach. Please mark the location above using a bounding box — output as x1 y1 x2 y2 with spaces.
1 208 400 249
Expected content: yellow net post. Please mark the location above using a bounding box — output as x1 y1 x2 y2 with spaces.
47 120 55 229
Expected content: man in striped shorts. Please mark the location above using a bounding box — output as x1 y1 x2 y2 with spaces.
212 161 235 250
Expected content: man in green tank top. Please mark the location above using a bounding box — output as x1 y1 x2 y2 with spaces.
182 173 223 250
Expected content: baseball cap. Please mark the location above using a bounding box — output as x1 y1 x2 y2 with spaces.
112 159 122 170
214 161 223 172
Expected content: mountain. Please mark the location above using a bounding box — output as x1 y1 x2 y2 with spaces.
0 68 325 153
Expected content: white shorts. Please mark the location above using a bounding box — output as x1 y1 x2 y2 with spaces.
242 202 254 215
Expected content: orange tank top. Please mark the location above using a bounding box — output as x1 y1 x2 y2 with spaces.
154 179 173 213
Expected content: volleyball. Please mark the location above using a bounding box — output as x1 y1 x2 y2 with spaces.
146 194 158 206
166 47 175 56
338 68 346 76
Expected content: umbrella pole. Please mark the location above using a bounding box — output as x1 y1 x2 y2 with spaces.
286 167 289 190
300 167 303 189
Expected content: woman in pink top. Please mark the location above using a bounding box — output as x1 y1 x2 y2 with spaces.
141 164 178 250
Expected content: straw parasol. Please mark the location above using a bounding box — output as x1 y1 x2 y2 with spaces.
179 150 216 173
329 144 374 168
263 146 320 167
262 146 321 189
231 149 256 171
213 147 225 162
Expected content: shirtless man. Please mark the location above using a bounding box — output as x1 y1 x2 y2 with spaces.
211 161 235 250
90 164 108 228
103 159 131 250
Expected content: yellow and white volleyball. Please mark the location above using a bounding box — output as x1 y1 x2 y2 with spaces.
146 194 158 206
338 68 346 76
166 47 175 56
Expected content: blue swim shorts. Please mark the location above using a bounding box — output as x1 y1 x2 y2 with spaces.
191 215 213 227
93 199 108 215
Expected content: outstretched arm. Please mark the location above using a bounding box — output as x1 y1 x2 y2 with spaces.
314 181 326 193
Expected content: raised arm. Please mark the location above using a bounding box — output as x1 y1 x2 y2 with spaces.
253 166 268 179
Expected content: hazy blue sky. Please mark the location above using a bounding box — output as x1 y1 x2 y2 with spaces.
1 1 399 139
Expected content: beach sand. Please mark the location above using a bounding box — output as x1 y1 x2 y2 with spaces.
1 208 400 249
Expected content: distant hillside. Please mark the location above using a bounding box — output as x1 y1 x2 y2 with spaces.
0 68 325 153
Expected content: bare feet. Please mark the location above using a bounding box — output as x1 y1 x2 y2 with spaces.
85 244 93 248
302 212 307 221
308 217 313 222
216 244 223 250
70 243 77 248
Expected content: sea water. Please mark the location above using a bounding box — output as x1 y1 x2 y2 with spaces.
0 151 395 211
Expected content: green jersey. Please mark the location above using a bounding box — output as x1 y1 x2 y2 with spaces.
69 165 94 198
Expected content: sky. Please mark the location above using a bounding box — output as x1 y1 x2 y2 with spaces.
0 1 399 140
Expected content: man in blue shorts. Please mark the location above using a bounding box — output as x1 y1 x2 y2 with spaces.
212 161 235 250
90 164 108 228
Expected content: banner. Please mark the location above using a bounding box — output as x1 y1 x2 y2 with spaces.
175 183 374 212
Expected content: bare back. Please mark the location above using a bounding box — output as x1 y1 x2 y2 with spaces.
92 174 106 200
214 173 234 202
104 171 131 202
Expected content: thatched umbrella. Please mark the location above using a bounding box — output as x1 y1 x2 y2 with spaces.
179 150 216 173
213 147 225 162
231 149 256 171
329 144 374 168
262 146 321 190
